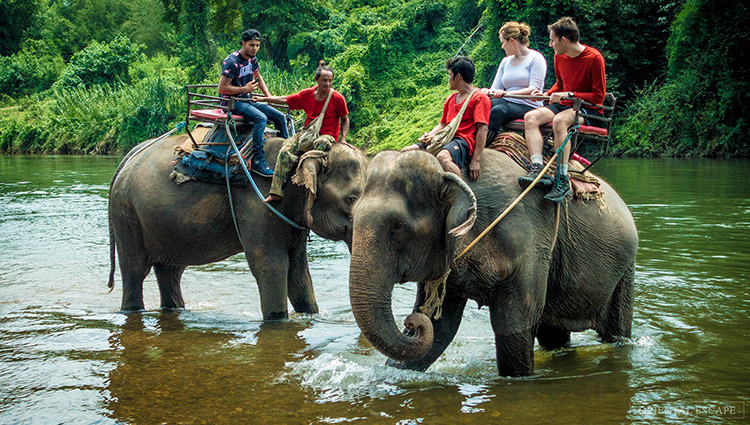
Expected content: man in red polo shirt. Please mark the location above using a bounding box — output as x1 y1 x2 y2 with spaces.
403 56 491 181
258 64 349 202
519 16 606 202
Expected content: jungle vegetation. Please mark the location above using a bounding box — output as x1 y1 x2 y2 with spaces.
0 0 747 156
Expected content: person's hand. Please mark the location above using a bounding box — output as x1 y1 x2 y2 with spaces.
244 79 259 94
530 88 544 96
401 143 422 152
255 96 268 103
418 132 434 146
549 92 567 104
493 89 506 98
480 88 490 95
469 158 481 181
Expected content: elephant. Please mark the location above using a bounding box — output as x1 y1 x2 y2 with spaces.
349 149 638 376
108 135 367 320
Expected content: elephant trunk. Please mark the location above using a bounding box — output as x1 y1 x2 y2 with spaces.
349 229 433 362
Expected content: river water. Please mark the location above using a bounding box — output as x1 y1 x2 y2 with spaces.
0 155 748 424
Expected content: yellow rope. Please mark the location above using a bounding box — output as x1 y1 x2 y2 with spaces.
420 154 560 320
455 152 558 260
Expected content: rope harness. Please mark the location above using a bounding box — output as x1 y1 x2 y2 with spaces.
223 110 307 233
420 124 579 320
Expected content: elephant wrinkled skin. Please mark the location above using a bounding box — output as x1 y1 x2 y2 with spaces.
108 136 367 320
349 149 637 376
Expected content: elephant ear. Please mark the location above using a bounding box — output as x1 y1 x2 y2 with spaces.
291 150 329 227
442 173 477 237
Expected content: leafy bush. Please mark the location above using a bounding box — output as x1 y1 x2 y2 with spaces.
0 113 52 153
0 40 65 97
613 0 750 157
52 35 145 90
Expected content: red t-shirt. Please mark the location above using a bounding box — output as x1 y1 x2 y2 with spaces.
286 87 349 141
440 90 491 155
547 45 606 112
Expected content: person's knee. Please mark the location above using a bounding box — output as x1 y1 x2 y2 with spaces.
253 113 268 126
552 112 574 131
489 105 509 130
436 151 456 168
524 110 543 126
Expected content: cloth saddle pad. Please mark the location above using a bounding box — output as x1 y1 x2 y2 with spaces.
487 132 604 201
171 124 255 186
171 149 250 187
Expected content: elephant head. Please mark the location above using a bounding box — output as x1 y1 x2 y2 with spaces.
290 142 368 249
349 150 476 361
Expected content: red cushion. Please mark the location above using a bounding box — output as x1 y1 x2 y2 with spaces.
507 119 607 136
578 125 608 136
190 109 243 122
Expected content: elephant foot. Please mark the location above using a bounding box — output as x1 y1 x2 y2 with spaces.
494 329 536 377
264 311 289 321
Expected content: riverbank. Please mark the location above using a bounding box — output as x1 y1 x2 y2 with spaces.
1 91 746 158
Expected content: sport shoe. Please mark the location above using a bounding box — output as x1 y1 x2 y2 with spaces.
518 162 553 189
250 159 273 177
544 174 572 203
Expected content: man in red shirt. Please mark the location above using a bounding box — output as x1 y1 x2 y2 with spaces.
403 56 491 181
518 17 607 202
258 64 349 202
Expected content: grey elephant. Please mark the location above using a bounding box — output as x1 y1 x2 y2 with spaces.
349 149 637 376
108 136 367 319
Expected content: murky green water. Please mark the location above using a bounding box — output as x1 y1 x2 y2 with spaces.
1 155 748 424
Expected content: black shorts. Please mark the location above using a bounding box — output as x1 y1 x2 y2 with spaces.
545 103 606 128
441 137 471 168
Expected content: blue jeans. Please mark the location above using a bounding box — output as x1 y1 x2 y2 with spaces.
232 101 290 147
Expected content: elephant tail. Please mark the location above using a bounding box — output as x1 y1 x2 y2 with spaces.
107 207 116 293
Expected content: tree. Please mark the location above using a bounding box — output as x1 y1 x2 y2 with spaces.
0 0 41 56
53 35 144 89
179 0 217 82
241 0 326 69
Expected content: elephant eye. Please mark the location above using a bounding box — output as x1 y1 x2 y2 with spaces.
391 221 410 235
346 195 358 205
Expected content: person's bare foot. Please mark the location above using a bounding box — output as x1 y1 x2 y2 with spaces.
264 194 282 203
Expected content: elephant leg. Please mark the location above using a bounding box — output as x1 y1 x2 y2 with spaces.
596 264 635 342
387 282 468 372
117 244 151 312
489 283 545 377
246 246 290 320
286 241 318 314
154 263 186 310
537 324 571 350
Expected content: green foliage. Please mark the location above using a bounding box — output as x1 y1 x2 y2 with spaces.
0 0 41 56
180 0 218 82
241 0 328 69
357 85 451 153
0 40 65 97
0 0 747 157
615 0 750 157
0 111 52 153
46 78 183 153
48 0 131 58
53 35 145 90
122 0 173 56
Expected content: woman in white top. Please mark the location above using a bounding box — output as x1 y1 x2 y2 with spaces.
482 21 547 144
